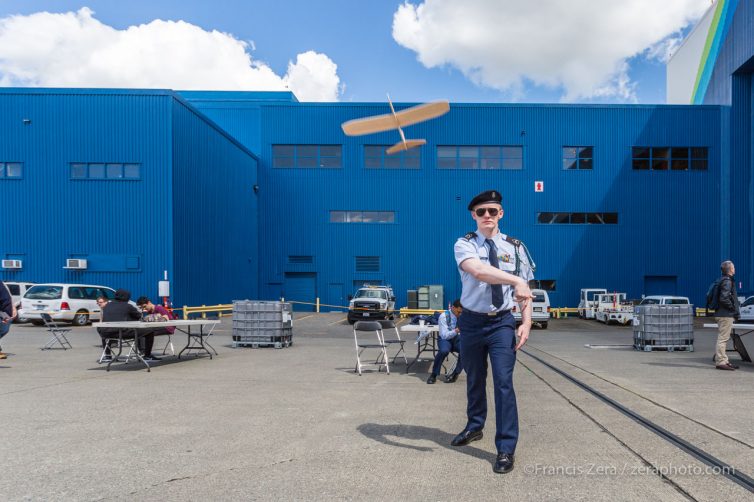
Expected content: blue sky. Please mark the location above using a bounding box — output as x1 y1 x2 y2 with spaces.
0 0 708 103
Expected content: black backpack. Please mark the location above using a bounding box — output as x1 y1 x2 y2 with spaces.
705 278 722 312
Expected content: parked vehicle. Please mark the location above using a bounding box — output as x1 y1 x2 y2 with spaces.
347 285 396 324
513 289 550 328
639 295 690 305
19 284 121 326
595 293 634 325
738 296 754 321
578 288 607 319
5 281 36 323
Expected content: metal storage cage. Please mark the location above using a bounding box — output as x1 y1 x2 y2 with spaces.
633 305 694 352
232 300 293 348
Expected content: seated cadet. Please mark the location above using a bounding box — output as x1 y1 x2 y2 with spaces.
427 299 464 384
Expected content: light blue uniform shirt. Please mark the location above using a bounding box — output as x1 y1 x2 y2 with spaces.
438 310 458 340
454 231 535 313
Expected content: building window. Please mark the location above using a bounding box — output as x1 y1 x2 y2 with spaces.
273 145 342 168
632 147 707 171
0 162 23 179
563 147 593 170
330 211 395 223
537 212 618 224
437 145 523 170
364 145 420 169
529 279 556 291
70 163 141 180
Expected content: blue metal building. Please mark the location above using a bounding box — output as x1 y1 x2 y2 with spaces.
2 0 754 310
0 88 258 307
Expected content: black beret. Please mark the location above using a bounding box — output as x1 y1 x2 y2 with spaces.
468 190 502 210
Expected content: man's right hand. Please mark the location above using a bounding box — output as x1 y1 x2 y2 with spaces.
513 280 533 306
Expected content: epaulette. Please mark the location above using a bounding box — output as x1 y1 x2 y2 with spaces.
463 231 477 241
505 235 521 246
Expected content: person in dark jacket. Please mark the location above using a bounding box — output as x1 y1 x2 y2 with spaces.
715 261 740 370
98 288 160 362
0 281 17 359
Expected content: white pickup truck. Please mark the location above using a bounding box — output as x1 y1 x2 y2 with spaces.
578 288 607 319
595 293 634 325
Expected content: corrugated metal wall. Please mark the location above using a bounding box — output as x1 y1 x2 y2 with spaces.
242 102 722 308
701 0 754 291
0 89 173 299
171 97 259 307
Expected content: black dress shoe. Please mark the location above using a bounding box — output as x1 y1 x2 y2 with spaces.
444 373 459 383
728 362 740 369
451 429 483 446
426 374 437 384
493 453 515 474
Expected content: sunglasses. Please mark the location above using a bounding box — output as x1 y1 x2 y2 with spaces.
474 207 500 217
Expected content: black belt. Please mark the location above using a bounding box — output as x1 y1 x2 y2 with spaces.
462 308 511 317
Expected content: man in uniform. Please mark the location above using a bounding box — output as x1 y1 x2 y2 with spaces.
427 299 463 384
451 189 535 474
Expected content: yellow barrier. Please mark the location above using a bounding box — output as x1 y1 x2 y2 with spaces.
399 308 444 317
182 303 233 320
696 307 712 317
551 307 580 319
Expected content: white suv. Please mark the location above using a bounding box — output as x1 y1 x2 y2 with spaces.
19 283 119 326
513 289 551 328
5 282 35 323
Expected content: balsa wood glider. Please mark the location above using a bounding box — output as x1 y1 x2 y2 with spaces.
341 96 450 155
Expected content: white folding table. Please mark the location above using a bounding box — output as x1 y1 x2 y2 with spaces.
96 319 220 371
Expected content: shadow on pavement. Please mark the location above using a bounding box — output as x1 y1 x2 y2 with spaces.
357 423 495 463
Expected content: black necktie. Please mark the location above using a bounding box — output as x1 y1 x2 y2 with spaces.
485 239 505 309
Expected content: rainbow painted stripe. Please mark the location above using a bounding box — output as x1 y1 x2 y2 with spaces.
691 0 739 104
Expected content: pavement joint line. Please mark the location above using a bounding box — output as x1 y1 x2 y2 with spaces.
520 349 754 494
517 355 697 501
526 344 754 450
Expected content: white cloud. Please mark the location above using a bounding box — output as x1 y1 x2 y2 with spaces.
283 51 343 102
392 0 711 102
0 7 342 101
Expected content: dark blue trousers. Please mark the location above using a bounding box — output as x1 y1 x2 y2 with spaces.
458 310 518 454
431 336 462 376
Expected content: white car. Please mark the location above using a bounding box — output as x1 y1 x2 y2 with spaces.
19 283 120 326
639 295 690 305
5 282 36 323
512 289 550 328
739 296 754 321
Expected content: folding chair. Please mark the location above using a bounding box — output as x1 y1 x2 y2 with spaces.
97 330 136 363
378 319 408 365
40 313 73 350
353 321 390 375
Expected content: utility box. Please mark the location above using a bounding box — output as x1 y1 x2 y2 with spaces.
406 290 418 309
428 285 444 310
418 286 429 309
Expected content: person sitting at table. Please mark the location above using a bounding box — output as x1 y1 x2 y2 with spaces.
98 289 161 362
427 299 464 384
95 295 117 361
136 296 176 342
